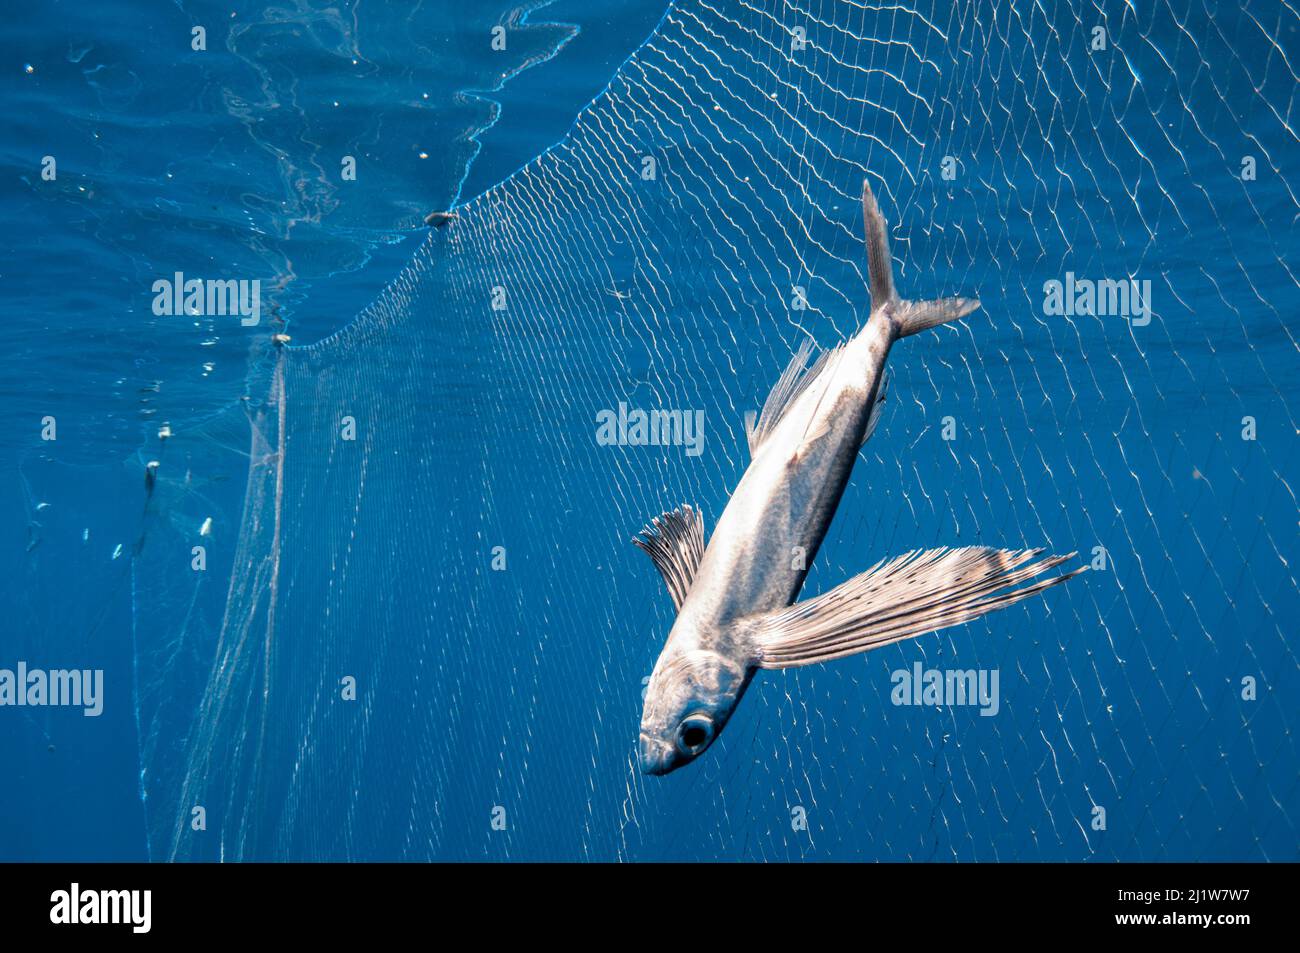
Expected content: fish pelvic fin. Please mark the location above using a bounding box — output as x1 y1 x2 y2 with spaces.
861 178 980 337
632 504 706 613
860 370 889 447
750 546 1086 669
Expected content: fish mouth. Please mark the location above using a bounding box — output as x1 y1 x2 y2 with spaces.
638 734 676 776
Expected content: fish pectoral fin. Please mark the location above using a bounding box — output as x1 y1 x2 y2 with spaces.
751 547 1086 669
632 504 706 613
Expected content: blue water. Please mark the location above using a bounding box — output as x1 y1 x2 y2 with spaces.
2 0 1296 861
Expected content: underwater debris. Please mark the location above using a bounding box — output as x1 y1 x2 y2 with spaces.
423 210 458 228
272 333 291 346
144 460 159 494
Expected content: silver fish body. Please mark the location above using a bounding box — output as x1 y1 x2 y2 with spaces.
638 307 892 773
635 180 1085 775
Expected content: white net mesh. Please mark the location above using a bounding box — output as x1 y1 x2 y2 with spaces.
135 0 1298 860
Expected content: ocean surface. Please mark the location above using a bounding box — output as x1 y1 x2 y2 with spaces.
1 0 1295 861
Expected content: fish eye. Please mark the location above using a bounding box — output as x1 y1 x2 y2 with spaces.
676 713 714 755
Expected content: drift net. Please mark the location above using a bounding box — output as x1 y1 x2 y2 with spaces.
134 0 1298 860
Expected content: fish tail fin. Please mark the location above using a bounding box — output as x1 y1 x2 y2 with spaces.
861 179 980 338
893 296 982 337
751 546 1086 669
861 178 898 308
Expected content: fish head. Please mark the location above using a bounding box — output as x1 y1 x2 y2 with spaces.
638 645 749 776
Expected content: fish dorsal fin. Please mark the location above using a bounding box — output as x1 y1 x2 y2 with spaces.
747 337 843 457
632 504 706 613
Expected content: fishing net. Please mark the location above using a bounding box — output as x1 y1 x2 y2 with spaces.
135 0 1298 860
